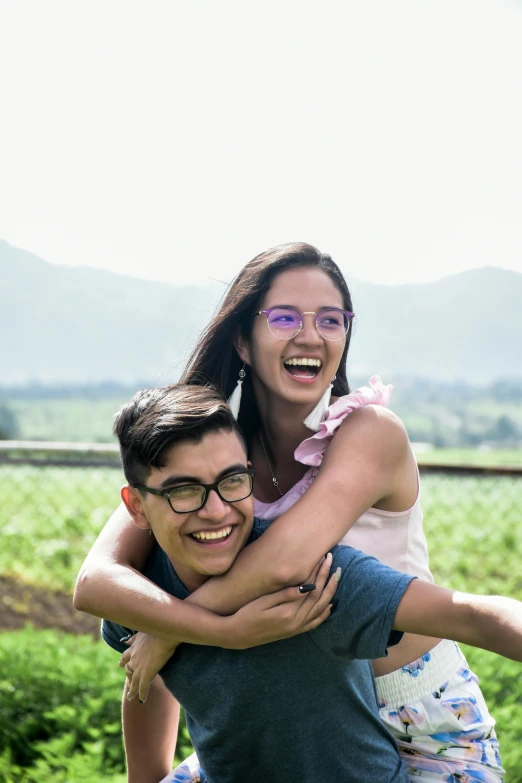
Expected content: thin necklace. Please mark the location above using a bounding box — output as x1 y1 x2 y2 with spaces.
258 430 284 497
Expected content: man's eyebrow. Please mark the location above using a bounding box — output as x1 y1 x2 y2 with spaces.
158 463 247 489
217 463 248 480
159 475 199 489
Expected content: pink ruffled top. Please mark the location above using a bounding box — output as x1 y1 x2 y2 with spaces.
254 376 433 583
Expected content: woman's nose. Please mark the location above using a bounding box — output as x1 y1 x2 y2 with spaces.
295 313 322 345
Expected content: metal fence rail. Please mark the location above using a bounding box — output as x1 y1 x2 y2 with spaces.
2 440 522 474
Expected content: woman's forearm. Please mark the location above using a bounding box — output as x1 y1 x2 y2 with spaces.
75 409 409 632
74 504 154 616
465 594 522 662
394 581 522 663
74 504 231 644
189 408 411 615
76 560 230 643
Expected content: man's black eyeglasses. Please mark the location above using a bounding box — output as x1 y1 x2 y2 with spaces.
133 469 255 514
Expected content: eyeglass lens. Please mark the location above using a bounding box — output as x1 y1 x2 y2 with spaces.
167 472 253 512
266 307 349 341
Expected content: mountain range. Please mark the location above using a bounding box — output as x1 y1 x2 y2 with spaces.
1 239 521 385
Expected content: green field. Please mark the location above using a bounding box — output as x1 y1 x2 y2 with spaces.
3 383 522 453
1 465 521 780
416 447 522 467
6 398 124 443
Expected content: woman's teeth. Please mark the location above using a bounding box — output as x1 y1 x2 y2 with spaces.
191 525 233 541
284 358 322 367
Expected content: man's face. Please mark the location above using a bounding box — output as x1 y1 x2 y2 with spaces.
124 429 254 592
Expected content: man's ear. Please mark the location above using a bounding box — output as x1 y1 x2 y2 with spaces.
121 485 151 531
234 331 251 366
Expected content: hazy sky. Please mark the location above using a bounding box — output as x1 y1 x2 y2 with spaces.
1 0 521 287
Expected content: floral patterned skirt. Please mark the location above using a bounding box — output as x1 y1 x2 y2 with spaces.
377 639 504 782
163 641 504 783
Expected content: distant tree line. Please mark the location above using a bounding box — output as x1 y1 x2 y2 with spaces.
0 405 18 440
0 378 521 446
0 381 148 401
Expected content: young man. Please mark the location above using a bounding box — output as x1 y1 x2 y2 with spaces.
101 384 522 783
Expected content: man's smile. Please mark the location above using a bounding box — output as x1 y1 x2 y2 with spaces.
188 524 237 546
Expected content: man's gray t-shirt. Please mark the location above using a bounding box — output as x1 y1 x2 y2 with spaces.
103 519 414 783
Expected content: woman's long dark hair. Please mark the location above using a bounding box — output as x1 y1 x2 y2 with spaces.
181 242 354 445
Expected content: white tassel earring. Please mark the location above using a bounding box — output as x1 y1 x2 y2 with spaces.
227 364 246 419
303 375 336 432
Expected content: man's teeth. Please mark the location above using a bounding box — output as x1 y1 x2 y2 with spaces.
284 358 322 367
192 525 233 541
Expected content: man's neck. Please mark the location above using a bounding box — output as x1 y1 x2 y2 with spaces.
169 558 211 594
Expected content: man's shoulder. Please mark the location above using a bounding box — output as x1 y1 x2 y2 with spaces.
329 542 413 593
145 544 190 598
251 517 270 540
102 544 188 654
330 542 369 568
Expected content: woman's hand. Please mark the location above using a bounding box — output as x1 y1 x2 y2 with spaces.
119 633 179 704
119 554 338 698
224 553 338 650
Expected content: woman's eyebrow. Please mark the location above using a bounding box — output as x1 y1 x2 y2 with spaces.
267 303 342 309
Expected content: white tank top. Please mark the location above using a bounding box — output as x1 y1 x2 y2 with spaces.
254 376 434 583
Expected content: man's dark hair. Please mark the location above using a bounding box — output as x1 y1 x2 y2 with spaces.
114 384 245 486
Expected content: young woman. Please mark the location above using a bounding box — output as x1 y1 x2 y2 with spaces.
75 242 504 782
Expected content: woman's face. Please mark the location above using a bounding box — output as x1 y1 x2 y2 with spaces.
238 267 347 409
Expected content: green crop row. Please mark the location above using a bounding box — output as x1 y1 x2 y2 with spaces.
0 465 124 591
1 465 521 593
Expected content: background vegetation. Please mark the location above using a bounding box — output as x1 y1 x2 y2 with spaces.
1 378 522 449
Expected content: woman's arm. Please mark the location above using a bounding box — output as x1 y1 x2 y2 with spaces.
187 405 415 614
74 504 234 643
393 580 522 662
75 406 412 631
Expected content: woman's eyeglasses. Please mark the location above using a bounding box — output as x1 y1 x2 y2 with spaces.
256 306 354 341
133 470 255 514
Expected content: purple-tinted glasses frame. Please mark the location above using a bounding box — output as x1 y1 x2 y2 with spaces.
255 305 355 341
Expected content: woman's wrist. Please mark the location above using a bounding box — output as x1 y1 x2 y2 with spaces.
200 614 244 649
172 605 239 648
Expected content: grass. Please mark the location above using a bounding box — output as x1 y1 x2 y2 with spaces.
4 391 522 451
416 447 522 467
0 626 193 781
1 465 522 779
6 398 125 443
0 465 124 591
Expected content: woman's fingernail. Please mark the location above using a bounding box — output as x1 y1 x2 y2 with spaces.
126 692 132 701
298 584 317 594
334 567 342 583
139 699 144 705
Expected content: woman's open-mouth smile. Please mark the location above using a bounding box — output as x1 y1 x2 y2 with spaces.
283 357 322 383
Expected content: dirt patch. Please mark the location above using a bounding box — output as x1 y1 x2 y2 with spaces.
0 575 100 637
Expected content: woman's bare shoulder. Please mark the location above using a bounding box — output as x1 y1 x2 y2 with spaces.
319 405 416 508
335 403 408 447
